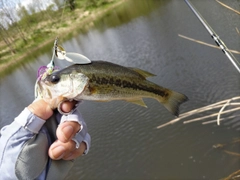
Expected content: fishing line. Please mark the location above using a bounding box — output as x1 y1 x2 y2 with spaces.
34 1 67 99
59 0 67 35
48 0 67 69
185 0 240 73
47 0 91 69
34 1 91 99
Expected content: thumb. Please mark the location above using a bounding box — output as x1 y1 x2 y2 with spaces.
28 99 53 120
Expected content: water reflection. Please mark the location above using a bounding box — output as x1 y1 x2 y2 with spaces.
93 0 168 31
0 0 240 179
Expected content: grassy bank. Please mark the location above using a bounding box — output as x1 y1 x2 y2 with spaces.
0 0 126 78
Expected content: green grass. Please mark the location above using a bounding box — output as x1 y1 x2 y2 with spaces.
0 0 125 78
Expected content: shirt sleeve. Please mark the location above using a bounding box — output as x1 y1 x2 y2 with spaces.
0 108 46 179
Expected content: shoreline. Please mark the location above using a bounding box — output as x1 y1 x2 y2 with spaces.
0 0 126 78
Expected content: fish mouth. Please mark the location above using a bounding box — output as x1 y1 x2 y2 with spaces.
36 80 43 98
37 80 52 99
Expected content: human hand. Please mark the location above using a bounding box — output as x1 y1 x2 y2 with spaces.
48 121 87 160
28 99 87 160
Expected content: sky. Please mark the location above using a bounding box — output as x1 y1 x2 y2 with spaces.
0 0 52 9
17 0 56 10
0 0 59 27
20 0 33 7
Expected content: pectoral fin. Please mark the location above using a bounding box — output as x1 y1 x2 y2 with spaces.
126 99 147 108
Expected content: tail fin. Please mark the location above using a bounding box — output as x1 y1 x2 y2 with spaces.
162 91 188 117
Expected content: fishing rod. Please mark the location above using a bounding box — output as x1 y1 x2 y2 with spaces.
185 0 240 73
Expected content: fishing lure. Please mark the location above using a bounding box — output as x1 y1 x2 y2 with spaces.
34 37 91 100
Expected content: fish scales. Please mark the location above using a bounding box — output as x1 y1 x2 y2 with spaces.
38 61 188 116
89 73 168 97
73 61 169 99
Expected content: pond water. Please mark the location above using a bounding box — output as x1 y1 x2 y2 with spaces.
0 0 240 179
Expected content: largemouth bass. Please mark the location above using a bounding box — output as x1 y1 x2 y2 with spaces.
37 61 188 116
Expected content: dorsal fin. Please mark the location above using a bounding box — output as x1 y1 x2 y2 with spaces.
129 67 156 78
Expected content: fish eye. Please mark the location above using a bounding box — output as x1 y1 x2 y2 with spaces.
50 74 60 83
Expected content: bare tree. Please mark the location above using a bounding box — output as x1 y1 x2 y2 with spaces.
67 0 76 10
53 0 62 10
17 4 33 31
0 24 16 54
1 0 27 43
34 0 52 20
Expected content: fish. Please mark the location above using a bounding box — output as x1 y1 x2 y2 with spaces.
37 61 188 116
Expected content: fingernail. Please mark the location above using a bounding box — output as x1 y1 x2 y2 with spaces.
51 146 65 160
62 125 74 141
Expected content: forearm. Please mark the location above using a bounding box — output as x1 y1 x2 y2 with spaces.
0 108 46 179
